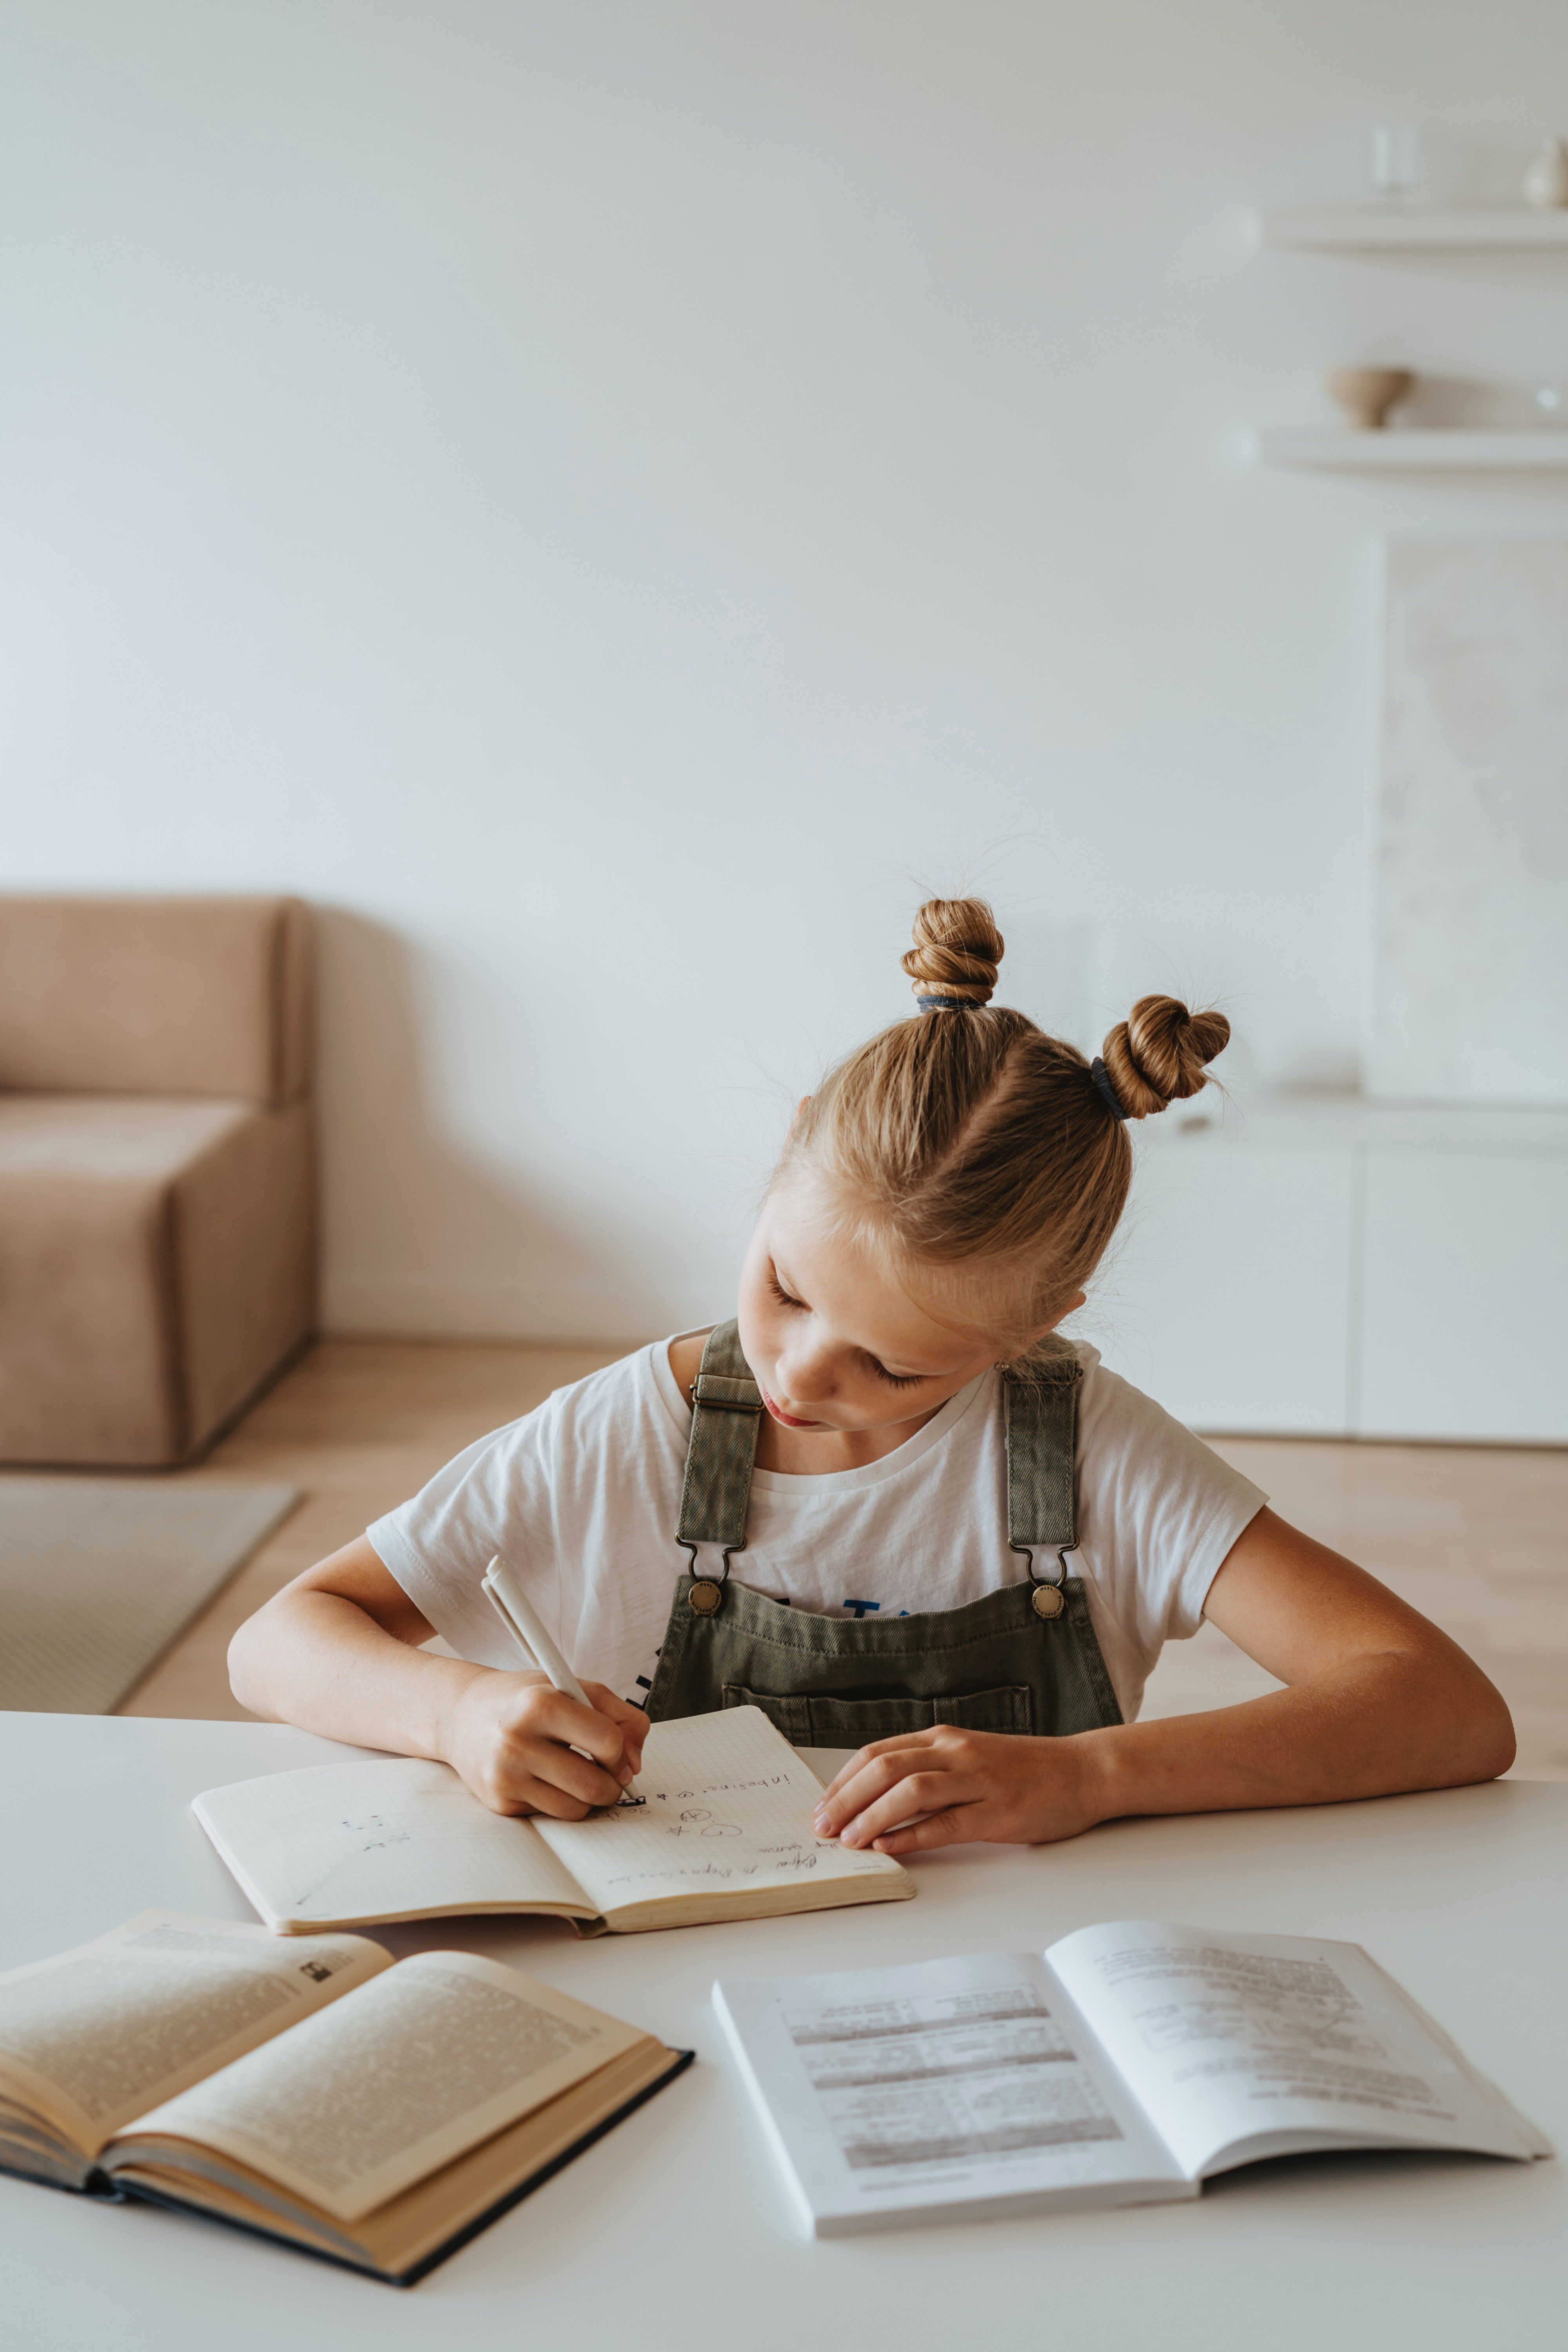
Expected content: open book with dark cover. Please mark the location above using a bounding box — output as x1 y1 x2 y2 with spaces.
0 1910 690 2283
714 1922 1552 2236
193 1706 911 1935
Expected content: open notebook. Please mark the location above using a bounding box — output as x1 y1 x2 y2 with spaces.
0 1911 689 2283
194 1706 912 1935
714 1923 1551 2235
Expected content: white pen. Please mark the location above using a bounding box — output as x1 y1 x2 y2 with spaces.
482 1555 592 1705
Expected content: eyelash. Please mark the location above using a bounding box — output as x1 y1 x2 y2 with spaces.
768 1269 925 1389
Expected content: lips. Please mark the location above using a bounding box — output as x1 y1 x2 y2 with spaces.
762 1392 822 1430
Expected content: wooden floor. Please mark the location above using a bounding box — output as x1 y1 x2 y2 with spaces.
123 1341 1568 1780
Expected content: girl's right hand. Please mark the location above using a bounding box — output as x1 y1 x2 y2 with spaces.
440 1670 648 1818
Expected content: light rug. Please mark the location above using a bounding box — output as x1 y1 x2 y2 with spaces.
0 1477 300 1713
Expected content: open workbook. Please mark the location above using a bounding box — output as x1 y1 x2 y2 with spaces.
194 1706 911 1935
713 1922 1552 2236
0 1909 690 2283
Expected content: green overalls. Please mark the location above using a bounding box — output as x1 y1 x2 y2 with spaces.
643 1322 1125 1746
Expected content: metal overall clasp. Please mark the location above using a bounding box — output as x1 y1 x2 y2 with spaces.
679 1540 745 1617
1011 1541 1076 1621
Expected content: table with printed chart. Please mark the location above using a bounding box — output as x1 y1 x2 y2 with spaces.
1 1710 1564 2351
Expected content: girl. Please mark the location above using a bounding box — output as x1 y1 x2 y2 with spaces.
230 899 1514 1857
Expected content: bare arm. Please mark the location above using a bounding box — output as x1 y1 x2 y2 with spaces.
813 1507 1515 1854
228 1537 646 1817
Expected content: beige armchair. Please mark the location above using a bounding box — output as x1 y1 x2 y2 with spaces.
0 895 316 1466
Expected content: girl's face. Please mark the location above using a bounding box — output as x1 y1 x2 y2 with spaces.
737 1174 1075 1440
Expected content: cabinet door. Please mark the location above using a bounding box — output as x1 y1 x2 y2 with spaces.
1359 1151 1568 1441
1092 1140 1356 1434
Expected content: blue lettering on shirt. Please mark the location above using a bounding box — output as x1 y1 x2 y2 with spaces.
842 1598 882 1618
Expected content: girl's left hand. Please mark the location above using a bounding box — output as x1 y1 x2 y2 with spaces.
812 1726 1104 1855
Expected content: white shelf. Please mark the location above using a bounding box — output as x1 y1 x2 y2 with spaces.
1150 1095 1568 1152
1260 204 1568 251
1255 429 1568 472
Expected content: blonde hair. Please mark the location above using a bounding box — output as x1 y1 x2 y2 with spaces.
777 897 1229 1345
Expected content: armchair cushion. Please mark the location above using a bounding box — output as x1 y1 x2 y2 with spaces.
0 1094 314 1466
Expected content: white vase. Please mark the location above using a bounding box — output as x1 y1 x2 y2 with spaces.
1523 136 1568 209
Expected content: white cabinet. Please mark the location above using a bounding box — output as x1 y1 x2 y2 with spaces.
1093 1105 1568 1443
1097 1135 1356 1435
1360 1150 1568 1441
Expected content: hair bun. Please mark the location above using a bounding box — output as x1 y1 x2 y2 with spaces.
901 897 1004 1007
1100 995 1230 1120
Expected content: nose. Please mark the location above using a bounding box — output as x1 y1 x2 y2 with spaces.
773 1335 838 1412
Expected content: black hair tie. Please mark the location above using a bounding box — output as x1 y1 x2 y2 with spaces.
1090 1056 1130 1118
916 994 984 1013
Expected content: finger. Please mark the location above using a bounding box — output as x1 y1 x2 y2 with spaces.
818 1731 942 1804
492 1773 599 1822
494 1720 628 1811
583 1680 642 1727
582 1685 649 1773
815 1754 941 1836
817 1757 870 1807
513 1687 635 1779
518 1747 626 1810
813 1748 948 1834
838 1771 984 1848
868 1806 975 1857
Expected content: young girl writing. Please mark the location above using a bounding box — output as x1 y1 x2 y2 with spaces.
230 899 1513 1856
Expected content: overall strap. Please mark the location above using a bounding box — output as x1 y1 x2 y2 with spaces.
676 1321 764 1563
1002 1338 1082 1591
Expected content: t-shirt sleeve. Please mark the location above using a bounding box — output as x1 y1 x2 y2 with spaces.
366 1399 567 1669
1077 1358 1268 1670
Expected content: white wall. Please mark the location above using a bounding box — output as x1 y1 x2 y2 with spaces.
5 2 1567 1343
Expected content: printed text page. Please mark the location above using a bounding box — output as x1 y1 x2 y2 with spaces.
1047 1920 1541 2178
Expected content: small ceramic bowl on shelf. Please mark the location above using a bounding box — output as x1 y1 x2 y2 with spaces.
1325 367 1414 430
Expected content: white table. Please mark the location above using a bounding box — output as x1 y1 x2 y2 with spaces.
2 1714 1563 2350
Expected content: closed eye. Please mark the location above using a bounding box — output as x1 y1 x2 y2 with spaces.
768 1265 929 1390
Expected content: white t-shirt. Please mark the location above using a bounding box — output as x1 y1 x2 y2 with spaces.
368 1334 1267 1724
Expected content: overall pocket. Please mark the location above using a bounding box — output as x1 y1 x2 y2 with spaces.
721 1682 1033 1746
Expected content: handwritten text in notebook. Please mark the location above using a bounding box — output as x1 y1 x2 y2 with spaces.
535 1711 894 1903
